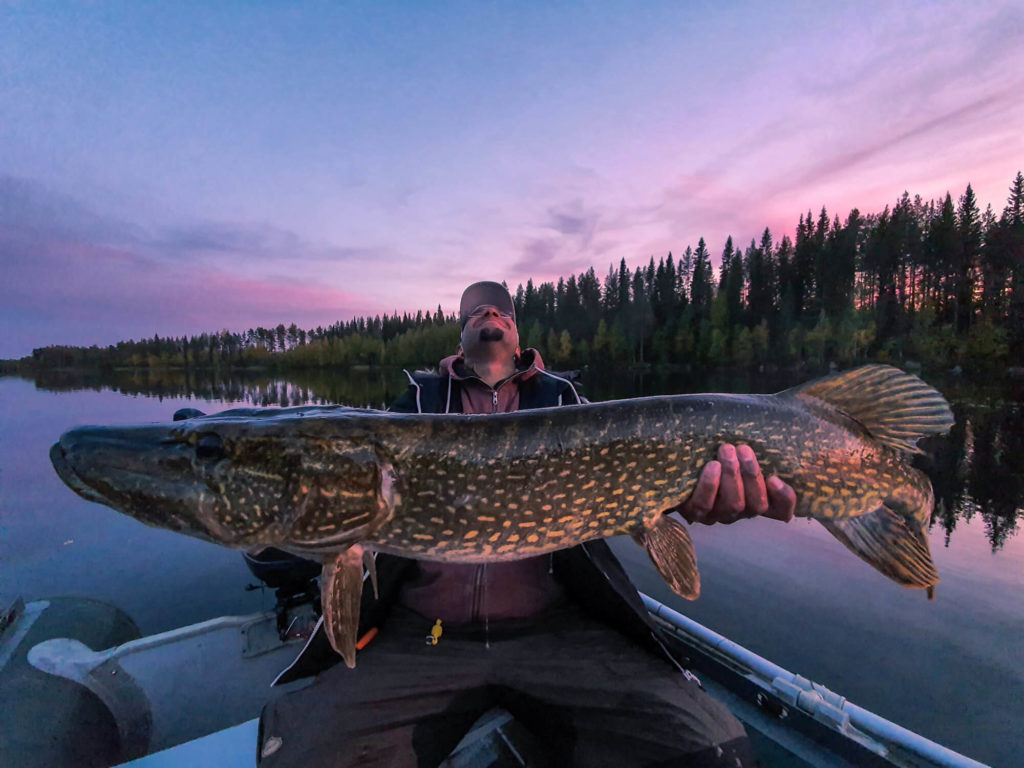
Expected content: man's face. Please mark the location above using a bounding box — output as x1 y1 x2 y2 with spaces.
460 304 520 359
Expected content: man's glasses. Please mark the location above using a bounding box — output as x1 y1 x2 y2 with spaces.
466 306 514 320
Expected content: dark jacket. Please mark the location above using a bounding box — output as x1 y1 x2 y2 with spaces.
273 357 683 684
390 349 583 414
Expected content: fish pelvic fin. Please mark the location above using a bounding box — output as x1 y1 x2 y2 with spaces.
633 514 700 600
321 545 366 668
820 503 939 591
781 364 954 454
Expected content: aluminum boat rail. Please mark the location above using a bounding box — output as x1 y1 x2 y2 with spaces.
641 593 988 768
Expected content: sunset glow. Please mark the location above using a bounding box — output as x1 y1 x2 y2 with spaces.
2 1 1022 358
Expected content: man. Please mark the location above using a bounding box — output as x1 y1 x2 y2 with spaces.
260 281 796 767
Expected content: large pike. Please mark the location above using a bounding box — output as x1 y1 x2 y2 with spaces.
50 365 952 666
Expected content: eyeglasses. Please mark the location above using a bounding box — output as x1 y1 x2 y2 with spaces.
466 306 514 320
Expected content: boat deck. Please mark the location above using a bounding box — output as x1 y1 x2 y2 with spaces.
3 593 988 768
121 596 988 768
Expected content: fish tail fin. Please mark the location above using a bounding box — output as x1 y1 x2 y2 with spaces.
820 501 939 593
781 364 954 454
633 514 700 600
321 545 366 668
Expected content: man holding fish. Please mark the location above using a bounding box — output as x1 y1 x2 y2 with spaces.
258 281 797 767
53 277 948 763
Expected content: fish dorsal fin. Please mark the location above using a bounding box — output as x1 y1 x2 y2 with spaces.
780 365 954 454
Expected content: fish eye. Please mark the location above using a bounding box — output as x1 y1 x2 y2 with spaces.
196 434 226 460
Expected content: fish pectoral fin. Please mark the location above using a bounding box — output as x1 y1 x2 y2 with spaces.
321 545 365 668
633 514 700 600
820 505 939 590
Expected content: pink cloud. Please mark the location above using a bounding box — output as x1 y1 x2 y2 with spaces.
2 229 372 356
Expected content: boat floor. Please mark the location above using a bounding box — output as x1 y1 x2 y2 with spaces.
121 699 836 768
4 594 986 768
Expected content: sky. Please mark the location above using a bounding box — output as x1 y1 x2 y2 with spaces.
2 1 1022 359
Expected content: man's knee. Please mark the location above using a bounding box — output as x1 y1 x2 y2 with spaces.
624 684 747 750
643 735 758 768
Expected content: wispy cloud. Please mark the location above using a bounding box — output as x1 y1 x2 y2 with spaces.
544 201 599 239
0 177 382 356
510 197 645 276
154 220 390 265
0 175 145 244
786 88 1022 194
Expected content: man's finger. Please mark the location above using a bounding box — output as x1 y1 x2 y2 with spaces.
683 460 721 524
736 444 769 516
712 444 745 523
764 476 797 522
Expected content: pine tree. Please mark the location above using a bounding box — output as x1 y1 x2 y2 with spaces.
631 267 653 363
956 184 982 332
1002 172 1024 355
578 267 603 335
720 236 744 329
924 193 959 326
811 207 831 317
825 209 860 319
791 212 816 322
690 238 713 319
617 258 631 317
979 204 1005 320
602 264 620 315
678 246 694 299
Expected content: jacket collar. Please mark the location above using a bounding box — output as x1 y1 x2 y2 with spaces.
440 348 545 388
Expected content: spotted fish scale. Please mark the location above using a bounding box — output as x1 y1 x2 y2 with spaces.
50 365 953 667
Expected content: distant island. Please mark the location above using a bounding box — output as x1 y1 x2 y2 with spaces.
5 173 1022 376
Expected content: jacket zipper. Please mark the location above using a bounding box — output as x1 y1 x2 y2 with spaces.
468 379 503 628
471 564 484 621
471 563 490 647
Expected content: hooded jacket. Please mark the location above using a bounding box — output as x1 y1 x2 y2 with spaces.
394 349 580 624
388 349 683 663
390 348 582 414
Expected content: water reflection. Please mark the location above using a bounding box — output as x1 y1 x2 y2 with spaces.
927 402 1024 551
15 365 1023 549
23 367 408 409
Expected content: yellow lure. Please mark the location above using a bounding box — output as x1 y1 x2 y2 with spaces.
427 619 443 646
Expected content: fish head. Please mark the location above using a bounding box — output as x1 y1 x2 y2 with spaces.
49 407 387 549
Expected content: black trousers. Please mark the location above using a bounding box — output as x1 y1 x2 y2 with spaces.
258 604 753 767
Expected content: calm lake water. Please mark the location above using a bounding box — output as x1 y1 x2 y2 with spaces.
1 367 1021 767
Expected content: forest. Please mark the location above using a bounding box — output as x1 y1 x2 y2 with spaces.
10 172 1024 375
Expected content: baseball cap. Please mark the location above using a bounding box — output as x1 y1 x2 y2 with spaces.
459 281 516 326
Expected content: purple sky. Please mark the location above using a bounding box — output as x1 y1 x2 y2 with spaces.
2 2 1022 359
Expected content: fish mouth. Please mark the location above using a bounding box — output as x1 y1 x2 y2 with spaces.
49 423 269 547
50 441 107 504
50 424 196 510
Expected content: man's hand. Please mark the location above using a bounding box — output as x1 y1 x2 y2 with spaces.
679 444 796 525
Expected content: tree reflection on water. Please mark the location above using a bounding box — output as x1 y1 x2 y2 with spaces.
19 365 1022 550
925 402 1024 551
22 367 407 410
